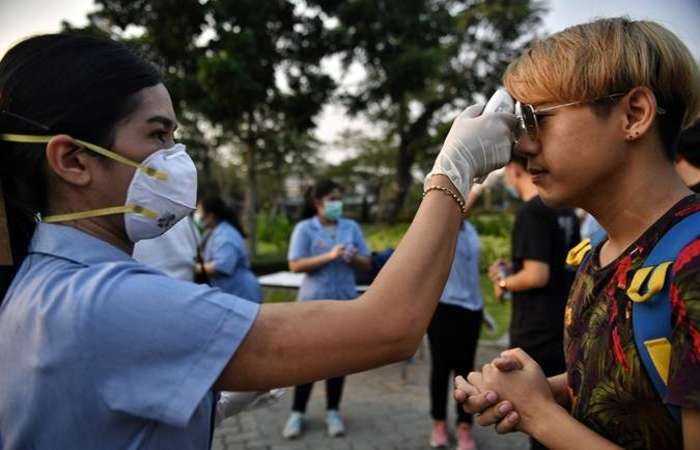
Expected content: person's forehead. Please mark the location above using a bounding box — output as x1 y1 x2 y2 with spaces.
128 84 177 126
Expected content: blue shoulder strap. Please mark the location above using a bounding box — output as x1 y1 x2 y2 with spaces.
631 210 700 422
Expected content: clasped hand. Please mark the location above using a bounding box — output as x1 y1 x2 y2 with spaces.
453 348 556 435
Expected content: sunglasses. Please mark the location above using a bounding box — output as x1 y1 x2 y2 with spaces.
514 93 667 142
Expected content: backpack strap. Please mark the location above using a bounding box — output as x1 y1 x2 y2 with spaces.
566 229 608 271
629 210 700 422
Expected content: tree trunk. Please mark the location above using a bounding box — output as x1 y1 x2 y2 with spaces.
384 140 414 224
244 141 258 258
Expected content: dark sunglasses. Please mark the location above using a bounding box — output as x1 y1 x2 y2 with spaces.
514 93 666 142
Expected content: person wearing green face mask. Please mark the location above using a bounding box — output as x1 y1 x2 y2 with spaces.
283 179 372 439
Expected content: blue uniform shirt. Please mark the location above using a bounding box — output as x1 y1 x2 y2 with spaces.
439 221 484 311
203 222 263 303
288 217 369 300
0 223 259 450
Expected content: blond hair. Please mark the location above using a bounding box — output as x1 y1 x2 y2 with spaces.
503 17 700 132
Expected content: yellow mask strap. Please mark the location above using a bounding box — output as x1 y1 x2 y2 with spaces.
0 134 168 181
43 205 159 223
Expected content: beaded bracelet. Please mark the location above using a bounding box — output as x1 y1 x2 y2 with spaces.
422 185 468 217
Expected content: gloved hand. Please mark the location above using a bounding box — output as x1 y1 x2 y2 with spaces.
425 104 517 199
215 389 286 426
471 167 505 196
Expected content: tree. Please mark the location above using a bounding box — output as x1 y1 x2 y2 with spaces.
74 0 335 255
314 0 545 222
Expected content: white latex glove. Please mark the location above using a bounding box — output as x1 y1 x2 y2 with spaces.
471 167 505 195
214 389 286 426
425 104 517 199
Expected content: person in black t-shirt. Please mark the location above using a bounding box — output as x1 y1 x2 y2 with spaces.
676 121 700 193
489 155 579 376
488 155 579 450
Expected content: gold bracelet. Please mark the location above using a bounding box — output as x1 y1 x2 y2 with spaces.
422 185 467 216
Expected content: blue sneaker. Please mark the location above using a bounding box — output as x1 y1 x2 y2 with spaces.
282 412 304 439
326 410 346 437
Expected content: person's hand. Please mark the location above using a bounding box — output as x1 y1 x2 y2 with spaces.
425 104 517 199
342 244 358 263
488 260 509 301
193 262 204 275
328 244 346 261
488 260 510 283
480 348 556 435
471 167 505 195
454 355 523 434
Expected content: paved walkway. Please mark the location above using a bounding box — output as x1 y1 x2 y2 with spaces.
212 340 529 450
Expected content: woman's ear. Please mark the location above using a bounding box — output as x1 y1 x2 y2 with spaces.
44 135 93 187
620 87 658 142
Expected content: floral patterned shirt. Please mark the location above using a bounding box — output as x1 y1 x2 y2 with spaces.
565 195 700 449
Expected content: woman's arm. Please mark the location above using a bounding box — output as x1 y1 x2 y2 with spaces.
216 101 517 391
288 244 344 273
349 253 372 271
216 175 462 390
194 261 219 277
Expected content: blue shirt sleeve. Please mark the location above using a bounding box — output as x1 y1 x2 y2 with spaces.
352 221 370 256
288 222 311 261
210 241 241 276
86 264 259 427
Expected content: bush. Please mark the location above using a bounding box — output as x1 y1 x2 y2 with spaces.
471 213 514 238
256 214 293 252
362 223 410 251
479 235 510 272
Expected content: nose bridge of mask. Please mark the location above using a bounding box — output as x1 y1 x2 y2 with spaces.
0 133 169 223
0 134 169 181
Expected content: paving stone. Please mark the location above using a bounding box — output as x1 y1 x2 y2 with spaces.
212 342 528 450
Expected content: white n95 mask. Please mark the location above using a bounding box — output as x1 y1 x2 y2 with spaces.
0 134 198 242
123 143 197 241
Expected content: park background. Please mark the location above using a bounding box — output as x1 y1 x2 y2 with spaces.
2 0 700 342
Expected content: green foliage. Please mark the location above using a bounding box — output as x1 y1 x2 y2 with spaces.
471 212 513 272
312 0 546 221
362 223 410 251
261 287 297 303
78 0 337 255
480 273 511 340
479 235 510 272
471 213 514 238
256 214 293 252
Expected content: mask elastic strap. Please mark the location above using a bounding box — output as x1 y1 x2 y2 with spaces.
43 205 158 223
0 134 169 181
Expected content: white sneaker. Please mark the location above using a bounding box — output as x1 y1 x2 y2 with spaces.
282 412 304 439
326 410 346 437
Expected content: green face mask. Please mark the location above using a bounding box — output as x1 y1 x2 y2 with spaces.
324 200 343 221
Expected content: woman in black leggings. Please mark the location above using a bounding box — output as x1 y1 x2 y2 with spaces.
428 220 484 450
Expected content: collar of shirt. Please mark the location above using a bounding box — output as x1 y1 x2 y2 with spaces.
29 223 132 266
310 216 347 234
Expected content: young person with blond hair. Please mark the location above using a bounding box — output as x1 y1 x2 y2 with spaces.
455 17 700 449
